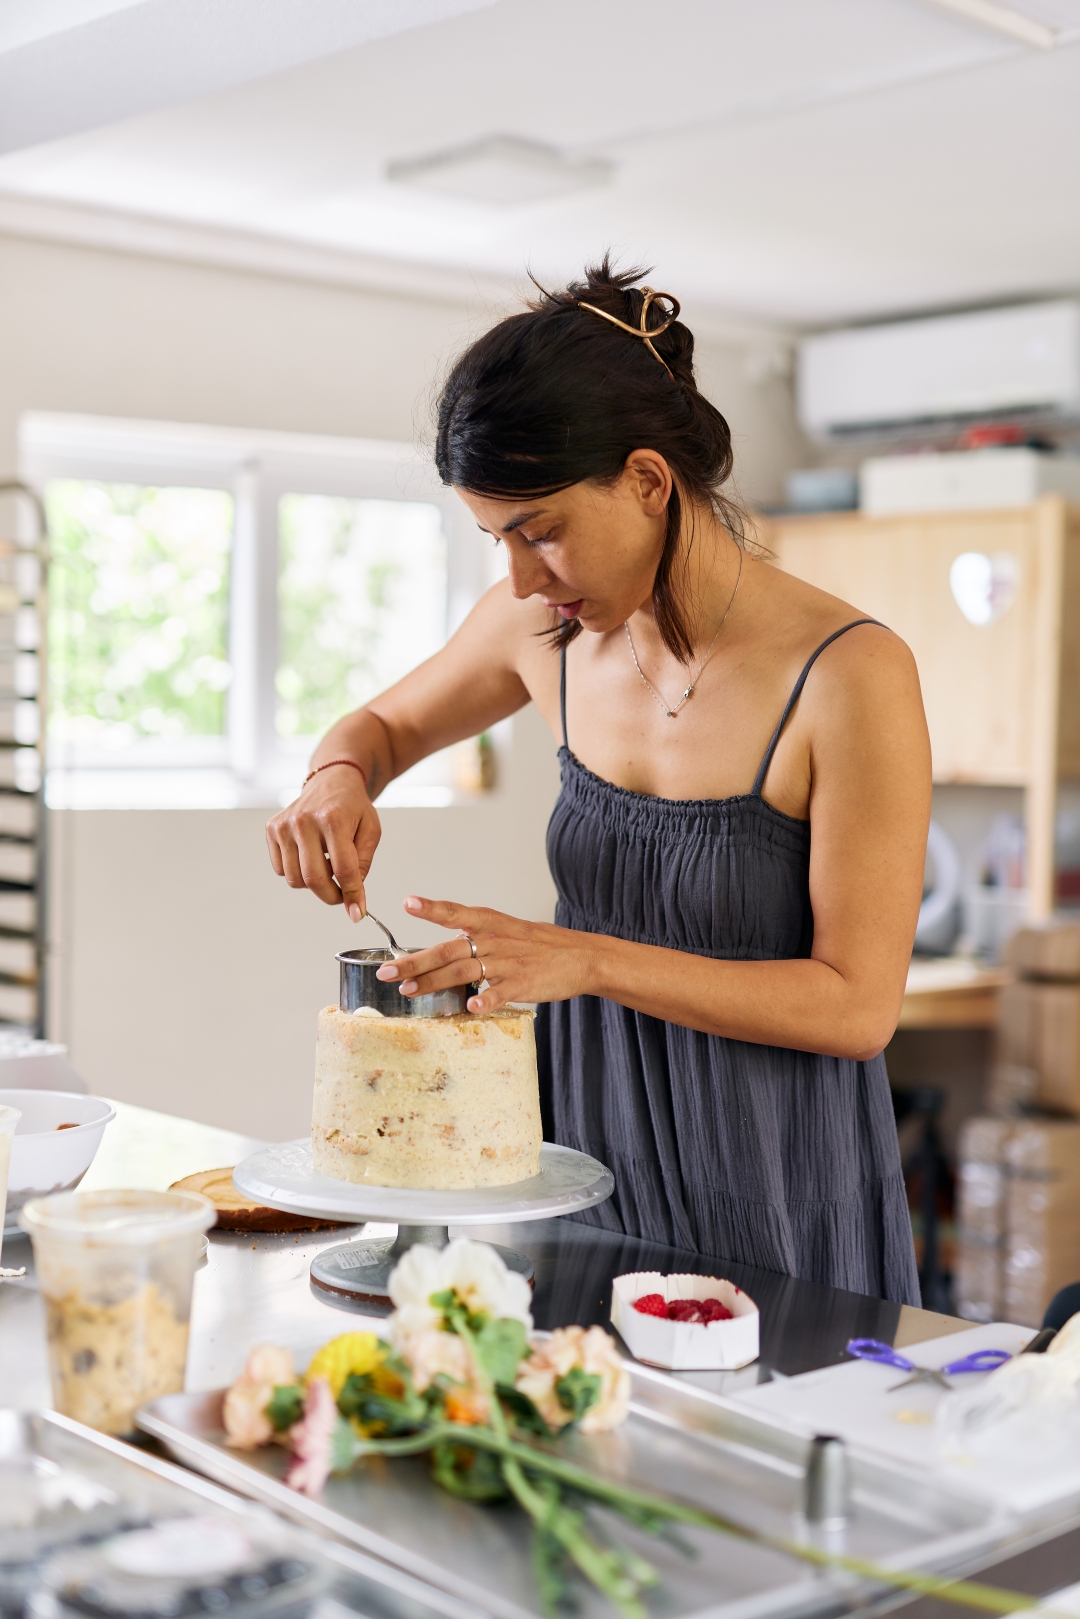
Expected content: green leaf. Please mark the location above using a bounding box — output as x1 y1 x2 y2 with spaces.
337 1372 429 1435
265 1384 304 1432
496 1384 555 1439
555 1367 602 1424
473 1318 528 1386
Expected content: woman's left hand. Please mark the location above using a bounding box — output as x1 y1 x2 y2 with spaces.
374 896 601 1012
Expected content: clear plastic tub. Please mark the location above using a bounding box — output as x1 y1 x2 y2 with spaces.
20 1188 215 1435
0 1103 20 1265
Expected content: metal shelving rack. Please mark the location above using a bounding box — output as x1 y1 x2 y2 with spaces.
0 482 48 1037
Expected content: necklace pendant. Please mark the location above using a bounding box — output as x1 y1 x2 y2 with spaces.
665 709 676 719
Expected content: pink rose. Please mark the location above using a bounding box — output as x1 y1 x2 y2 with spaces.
516 1326 630 1434
222 1344 296 1450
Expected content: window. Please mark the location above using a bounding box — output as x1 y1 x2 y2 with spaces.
22 416 498 809
48 481 233 756
276 493 446 742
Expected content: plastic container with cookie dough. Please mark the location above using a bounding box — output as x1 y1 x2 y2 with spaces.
19 1188 215 1435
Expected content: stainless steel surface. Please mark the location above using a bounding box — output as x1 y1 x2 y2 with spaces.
0 1410 479 1619
337 947 477 1018
362 911 408 958
309 1226 534 1311
140 1368 1004 1619
231 1139 615 1226
804 1435 850 1529
0 1098 969 1411
9 1098 1057 1612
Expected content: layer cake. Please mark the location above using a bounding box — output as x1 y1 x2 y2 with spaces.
311 1005 541 1189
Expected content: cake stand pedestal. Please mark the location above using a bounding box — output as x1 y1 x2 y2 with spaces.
231 1141 614 1311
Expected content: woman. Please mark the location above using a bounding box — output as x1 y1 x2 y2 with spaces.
267 261 930 1305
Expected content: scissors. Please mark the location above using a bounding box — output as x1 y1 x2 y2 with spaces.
845 1337 1012 1392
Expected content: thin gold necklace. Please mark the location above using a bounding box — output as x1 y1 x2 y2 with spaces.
624 549 743 719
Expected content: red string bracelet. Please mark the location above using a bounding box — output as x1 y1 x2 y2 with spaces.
303 758 368 789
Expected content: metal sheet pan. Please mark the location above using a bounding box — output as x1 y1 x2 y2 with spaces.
1 1409 483 1619
138 1362 1013 1619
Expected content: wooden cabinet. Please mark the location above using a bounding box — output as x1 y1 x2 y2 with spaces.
765 496 1080 919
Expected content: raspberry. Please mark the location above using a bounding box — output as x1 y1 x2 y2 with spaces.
666 1296 733 1324
632 1292 668 1317
667 1298 705 1323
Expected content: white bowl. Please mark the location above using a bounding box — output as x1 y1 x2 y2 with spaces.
0 1088 115 1228
611 1270 759 1371
0 1036 86 1093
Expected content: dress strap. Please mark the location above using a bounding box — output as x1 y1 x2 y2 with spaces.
751 618 884 797
559 644 569 750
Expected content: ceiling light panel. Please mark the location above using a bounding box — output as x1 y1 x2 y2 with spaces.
387 135 613 207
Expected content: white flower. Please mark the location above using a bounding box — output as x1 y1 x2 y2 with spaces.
388 1238 533 1347
388 1243 448 1342
516 1326 630 1435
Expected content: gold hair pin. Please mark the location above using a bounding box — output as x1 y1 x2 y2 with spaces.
575 286 681 378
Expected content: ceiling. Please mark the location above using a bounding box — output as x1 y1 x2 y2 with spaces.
0 0 1078 329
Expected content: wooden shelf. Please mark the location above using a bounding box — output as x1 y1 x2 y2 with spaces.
766 497 1080 921
898 959 1010 1031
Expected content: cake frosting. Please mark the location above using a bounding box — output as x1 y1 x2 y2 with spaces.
311 1005 541 1189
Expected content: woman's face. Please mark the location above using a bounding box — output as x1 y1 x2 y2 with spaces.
456 451 671 633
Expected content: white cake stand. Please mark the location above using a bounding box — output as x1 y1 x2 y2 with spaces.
232 1141 614 1310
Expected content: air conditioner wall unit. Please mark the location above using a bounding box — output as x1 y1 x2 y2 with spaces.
797 300 1080 438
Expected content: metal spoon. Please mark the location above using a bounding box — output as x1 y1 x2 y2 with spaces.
365 910 409 959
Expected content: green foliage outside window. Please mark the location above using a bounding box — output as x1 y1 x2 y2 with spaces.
276 493 446 739
46 480 233 747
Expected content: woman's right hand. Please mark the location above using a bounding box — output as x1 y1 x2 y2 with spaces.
265 763 381 921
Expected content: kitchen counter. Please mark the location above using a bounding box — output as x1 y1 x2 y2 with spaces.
0 1100 969 1408
3 1101 1079 1612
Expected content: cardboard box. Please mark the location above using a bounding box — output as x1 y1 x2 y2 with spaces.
1005 923 1080 982
955 1116 1012 1322
997 979 1080 1114
1003 1119 1080 1327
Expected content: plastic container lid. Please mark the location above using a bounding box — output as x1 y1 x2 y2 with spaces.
19 1188 215 1244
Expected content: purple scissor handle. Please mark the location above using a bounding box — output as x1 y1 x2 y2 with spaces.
940 1347 1012 1375
845 1338 917 1371
845 1337 1011 1391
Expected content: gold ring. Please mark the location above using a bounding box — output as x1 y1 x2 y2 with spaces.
478 961 487 982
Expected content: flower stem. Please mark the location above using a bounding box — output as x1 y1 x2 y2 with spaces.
454 1318 654 1619
347 1421 1040 1616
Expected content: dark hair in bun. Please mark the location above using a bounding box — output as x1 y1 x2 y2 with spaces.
434 255 749 662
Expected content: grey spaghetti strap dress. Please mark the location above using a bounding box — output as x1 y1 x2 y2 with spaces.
536 619 921 1306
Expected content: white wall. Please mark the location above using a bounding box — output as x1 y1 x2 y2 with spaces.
0 228 808 1134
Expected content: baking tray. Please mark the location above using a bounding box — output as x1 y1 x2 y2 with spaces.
139 1361 1013 1619
1 1408 485 1619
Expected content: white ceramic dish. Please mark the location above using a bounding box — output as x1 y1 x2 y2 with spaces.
0 1087 115 1230
611 1270 760 1371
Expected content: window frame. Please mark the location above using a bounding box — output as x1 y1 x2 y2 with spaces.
20 413 496 809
